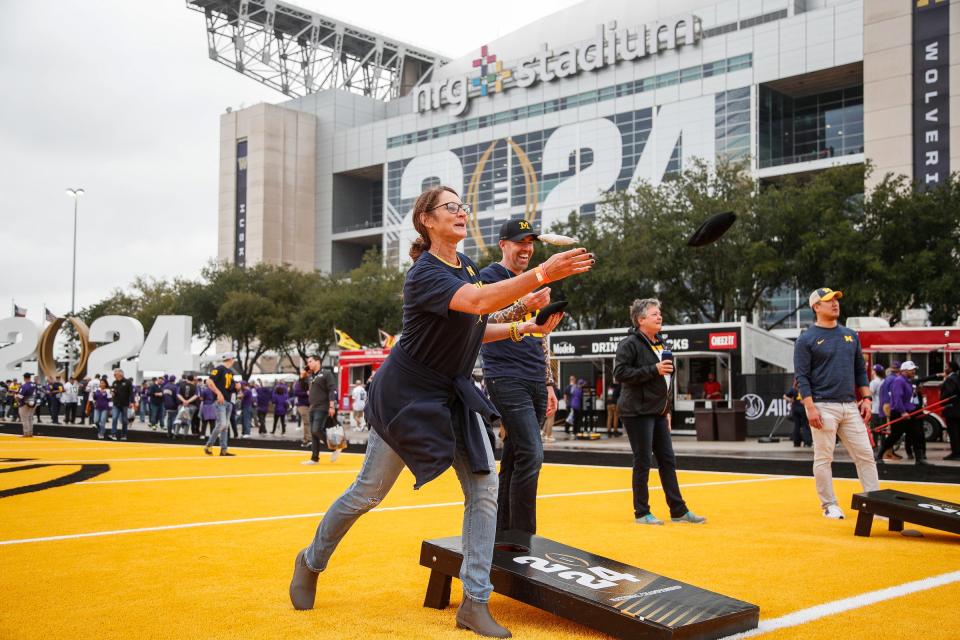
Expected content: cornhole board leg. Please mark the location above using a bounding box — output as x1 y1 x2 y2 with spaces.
854 510 873 537
424 569 452 609
420 531 759 640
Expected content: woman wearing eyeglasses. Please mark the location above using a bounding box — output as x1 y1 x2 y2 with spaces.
289 185 594 637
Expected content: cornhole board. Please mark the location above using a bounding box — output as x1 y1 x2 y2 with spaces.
851 489 960 537
420 530 759 639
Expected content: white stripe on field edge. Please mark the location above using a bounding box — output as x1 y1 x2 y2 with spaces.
0 476 789 545
723 570 960 639
79 470 360 485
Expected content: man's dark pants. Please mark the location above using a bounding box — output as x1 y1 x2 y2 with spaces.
878 411 925 459
149 403 163 427
792 409 812 446
49 397 61 423
309 408 330 462
486 377 546 534
622 414 688 519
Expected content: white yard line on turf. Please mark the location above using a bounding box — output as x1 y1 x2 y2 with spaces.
79 470 359 485
0 453 307 464
0 476 786 545
723 570 960 639
0 447 174 453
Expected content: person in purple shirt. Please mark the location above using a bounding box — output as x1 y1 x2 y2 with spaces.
92 378 112 440
294 369 311 447
15 373 38 437
161 375 179 437
198 383 218 437
876 362 907 459
563 375 584 437
272 382 289 435
253 382 270 435
876 361 930 466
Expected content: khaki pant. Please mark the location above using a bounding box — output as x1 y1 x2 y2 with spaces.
811 402 880 508
606 403 620 433
298 406 311 444
19 406 36 437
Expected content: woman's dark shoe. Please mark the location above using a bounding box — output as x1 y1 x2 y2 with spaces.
455 598 512 638
289 548 319 610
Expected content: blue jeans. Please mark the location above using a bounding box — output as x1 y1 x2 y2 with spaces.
623 414 688 519
205 402 232 452
304 425 498 602
111 406 129 438
241 406 252 435
165 409 177 435
149 403 163 426
486 377 546 534
93 409 109 437
138 402 147 422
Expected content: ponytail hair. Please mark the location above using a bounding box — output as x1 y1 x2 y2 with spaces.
409 185 460 261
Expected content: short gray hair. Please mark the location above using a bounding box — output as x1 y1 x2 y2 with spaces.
630 298 661 327
113 368 124 376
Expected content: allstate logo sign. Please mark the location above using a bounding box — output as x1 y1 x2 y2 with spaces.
741 394 765 420
740 393 792 421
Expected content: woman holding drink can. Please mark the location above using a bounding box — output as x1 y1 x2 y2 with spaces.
614 298 707 526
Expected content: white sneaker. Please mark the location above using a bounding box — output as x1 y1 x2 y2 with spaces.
823 505 845 519
301 460 319 465
330 449 341 463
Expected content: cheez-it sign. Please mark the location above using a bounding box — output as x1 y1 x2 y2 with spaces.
709 332 738 350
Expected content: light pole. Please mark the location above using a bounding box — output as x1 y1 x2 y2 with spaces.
65 188 84 379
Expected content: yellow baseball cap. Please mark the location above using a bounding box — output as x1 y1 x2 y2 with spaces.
809 288 843 307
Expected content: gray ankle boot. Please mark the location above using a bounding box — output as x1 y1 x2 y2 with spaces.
455 597 512 638
288 548 319 610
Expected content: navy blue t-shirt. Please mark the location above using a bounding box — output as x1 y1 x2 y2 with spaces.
479 262 545 382
794 324 868 402
398 252 487 379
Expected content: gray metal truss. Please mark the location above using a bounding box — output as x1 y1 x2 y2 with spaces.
187 0 449 100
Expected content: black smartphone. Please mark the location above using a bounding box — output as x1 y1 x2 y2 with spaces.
535 300 569 324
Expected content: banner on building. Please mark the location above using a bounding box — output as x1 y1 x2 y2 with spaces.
912 0 951 189
235 139 248 266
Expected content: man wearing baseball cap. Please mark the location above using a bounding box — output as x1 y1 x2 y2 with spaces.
480 218 562 535
204 352 237 456
876 361 905 460
875 360 931 466
794 288 879 519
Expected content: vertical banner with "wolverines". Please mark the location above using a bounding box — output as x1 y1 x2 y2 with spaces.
912 0 951 189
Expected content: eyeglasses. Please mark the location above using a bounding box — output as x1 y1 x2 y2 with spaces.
429 201 473 215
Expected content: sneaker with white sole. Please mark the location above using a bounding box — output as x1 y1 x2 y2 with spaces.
635 513 664 525
823 504 845 519
330 449 341 463
301 460 319 465
672 511 707 524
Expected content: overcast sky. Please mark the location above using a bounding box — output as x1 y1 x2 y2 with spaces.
0 0 581 326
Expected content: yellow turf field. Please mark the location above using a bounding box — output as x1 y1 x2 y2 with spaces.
1 433 958 640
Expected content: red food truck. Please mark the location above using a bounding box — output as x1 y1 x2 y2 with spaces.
855 325 960 442
335 348 390 412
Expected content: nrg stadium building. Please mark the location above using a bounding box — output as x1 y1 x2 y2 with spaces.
191 0 956 324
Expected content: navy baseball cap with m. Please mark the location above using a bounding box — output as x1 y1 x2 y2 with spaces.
808 287 843 307
499 219 539 242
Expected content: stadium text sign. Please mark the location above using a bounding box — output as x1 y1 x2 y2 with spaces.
414 15 702 116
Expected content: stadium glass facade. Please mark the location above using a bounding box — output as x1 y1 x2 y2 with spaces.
217 0 957 328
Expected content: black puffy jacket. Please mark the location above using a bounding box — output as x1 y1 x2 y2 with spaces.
614 327 671 417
